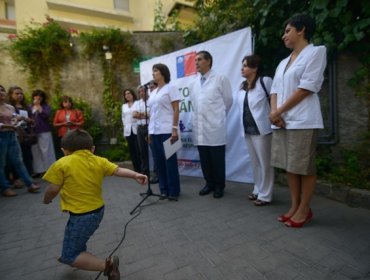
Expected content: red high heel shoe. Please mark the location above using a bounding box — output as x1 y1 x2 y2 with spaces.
277 214 292 223
285 208 313 228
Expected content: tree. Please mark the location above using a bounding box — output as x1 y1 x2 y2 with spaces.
153 0 182 31
184 0 370 75
153 0 166 31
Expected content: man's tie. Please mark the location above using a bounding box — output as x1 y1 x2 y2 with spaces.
201 76 206 86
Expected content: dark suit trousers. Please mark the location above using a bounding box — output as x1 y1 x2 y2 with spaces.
125 131 141 173
197 145 226 191
137 125 149 176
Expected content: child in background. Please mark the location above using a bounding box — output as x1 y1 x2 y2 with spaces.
43 129 147 279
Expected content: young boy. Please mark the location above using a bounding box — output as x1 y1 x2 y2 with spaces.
43 129 147 279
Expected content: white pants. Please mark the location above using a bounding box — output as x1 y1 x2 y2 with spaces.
245 133 274 202
31 132 56 174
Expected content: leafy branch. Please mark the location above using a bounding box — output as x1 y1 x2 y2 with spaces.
8 17 73 95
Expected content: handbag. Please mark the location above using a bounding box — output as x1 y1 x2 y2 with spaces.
17 126 38 146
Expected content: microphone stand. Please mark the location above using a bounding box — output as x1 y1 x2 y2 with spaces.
130 89 161 215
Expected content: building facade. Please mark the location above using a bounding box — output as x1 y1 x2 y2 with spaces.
0 0 196 39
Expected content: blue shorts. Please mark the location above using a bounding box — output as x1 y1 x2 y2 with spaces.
59 206 104 265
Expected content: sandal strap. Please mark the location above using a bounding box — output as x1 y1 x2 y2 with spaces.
254 199 270 206
104 257 112 276
248 194 258 200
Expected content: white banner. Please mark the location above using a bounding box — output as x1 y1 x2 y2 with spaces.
140 27 253 183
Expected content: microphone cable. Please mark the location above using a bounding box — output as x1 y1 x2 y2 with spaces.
94 198 160 280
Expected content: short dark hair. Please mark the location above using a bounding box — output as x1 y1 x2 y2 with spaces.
32 89 47 105
197 50 213 68
60 95 73 108
61 129 93 152
152 63 171 83
122 88 137 103
285 14 316 41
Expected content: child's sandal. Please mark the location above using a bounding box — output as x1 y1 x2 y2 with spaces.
104 256 120 280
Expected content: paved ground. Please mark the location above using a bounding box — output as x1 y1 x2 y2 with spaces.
0 176 370 280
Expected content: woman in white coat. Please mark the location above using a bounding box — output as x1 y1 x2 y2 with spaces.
121 89 141 172
269 14 327 228
238 55 274 206
147 63 181 201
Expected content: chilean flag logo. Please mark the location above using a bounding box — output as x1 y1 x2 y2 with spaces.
176 51 197 79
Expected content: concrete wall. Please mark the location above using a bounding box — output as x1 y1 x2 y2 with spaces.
335 53 368 147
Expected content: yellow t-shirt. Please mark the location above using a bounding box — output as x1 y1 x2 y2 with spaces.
43 150 118 214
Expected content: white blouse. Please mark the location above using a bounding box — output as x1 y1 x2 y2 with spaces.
121 102 138 136
271 44 327 129
147 84 181 135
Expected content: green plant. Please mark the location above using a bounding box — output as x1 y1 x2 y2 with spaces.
153 0 182 32
79 28 139 132
167 8 182 31
8 17 73 95
316 139 370 190
96 136 129 161
185 1 370 77
153 0 166 31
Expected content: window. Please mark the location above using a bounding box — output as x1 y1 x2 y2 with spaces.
5 0 15 20
114 0 129 11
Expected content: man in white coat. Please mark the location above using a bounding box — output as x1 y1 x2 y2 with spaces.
190 51 233 198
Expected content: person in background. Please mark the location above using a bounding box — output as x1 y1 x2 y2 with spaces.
0 84 40 197
147 64 181 201
7 86 35 184
43 129 147 280
148 80 159 184
53 95 84 158
269 14 327 228
30 89 56 177
121 88 141 172
190 51 233 199
133 85 150 177
238 55 274 206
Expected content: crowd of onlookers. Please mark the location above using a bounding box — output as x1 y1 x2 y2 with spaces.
0 85 85 197
0 79 163 198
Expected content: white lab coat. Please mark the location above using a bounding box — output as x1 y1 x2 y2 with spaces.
190 70 233 146
121 102 138 136
271 44 327 129
237 76 273 137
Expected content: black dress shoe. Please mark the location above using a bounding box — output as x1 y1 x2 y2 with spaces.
213 191 224 199
159 194 167 200
199 186 214 196
168 196 178 201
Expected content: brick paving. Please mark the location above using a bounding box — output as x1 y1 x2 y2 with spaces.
0 176 370 280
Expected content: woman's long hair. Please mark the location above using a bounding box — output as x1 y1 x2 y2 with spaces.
240 55 262 91
8 86 26 107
